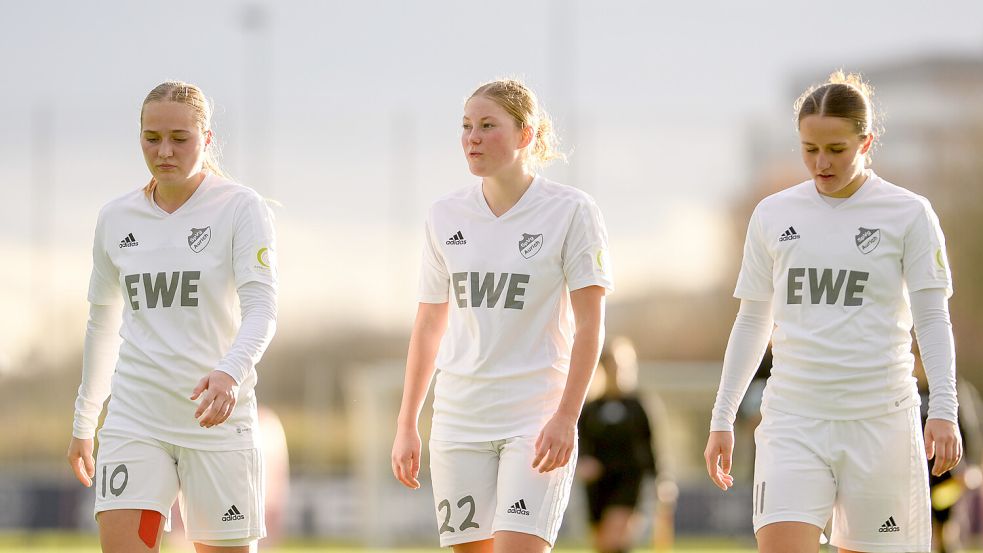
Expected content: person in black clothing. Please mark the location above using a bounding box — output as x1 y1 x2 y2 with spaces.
916 362 983 553
578 337 658 553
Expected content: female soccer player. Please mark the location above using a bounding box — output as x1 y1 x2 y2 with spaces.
66 81 278 553
704 71 962 553
391 78 613 553
578 337 659 553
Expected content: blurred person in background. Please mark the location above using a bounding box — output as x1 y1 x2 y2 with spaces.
915 361 983 553
577 336 664 553
391 78 613 553
704 71 961 553
66 81 278 553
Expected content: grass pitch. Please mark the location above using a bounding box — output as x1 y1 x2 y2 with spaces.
0 533 761 552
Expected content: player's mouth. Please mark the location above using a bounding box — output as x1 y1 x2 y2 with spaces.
468 151 482 158
157 164 178 170
816 174 835 181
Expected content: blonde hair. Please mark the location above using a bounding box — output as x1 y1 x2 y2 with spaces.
794 70 882 162
469 78 565 168
140 81 228 196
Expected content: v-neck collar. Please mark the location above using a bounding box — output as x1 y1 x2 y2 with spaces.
148 174 212 217
475 175 542 220
809 171 878 211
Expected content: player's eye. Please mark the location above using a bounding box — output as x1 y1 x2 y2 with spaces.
462 124 472 130
805 147 818 153
145 137 160 143
830 148 845 154
482 123 494 129
173 138 187 143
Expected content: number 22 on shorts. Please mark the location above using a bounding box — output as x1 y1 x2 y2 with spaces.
437 495 480 534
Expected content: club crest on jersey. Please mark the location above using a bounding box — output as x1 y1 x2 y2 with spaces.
519 233 543 259
188 226 211 253
855 227 880 254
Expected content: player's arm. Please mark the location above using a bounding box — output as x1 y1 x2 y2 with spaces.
704 298 773 491
194 194 279 427
533 284 605 473
69 300 123 487
392 301 449 489
192 281 277 428
911 288 962 476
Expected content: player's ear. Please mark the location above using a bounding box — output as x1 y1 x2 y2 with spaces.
517 124 534 150
860 133 874 155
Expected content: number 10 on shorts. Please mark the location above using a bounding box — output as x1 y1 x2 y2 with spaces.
437 495 480 534
101 464 129 498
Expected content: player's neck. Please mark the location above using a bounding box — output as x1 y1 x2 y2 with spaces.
481 169 535 217
154 173 206 214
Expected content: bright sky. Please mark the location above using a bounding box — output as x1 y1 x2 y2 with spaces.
2 0 983 364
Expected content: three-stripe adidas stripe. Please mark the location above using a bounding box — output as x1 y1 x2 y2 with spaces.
226 505 242 518
449 231 464 241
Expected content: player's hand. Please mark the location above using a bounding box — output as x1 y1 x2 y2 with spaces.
533 412 577 473
191 370 240 428
925 418 962 477
392 425 423 489
67 437 95 487
576 455 603 482
704 430 735 491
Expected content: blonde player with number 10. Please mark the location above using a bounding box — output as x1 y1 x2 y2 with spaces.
66 81 278 553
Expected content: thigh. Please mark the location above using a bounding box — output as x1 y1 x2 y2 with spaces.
752 410 835 533
430 439 499 547
755 521 822 553
830 407 930 553
95 430 179 525
494 435 577 547
176 447 265 546
98 509 166 553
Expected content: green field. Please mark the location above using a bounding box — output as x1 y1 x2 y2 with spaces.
0 533 761 553
5 534 982 553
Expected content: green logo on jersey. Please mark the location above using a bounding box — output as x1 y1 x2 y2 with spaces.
257 247 271 268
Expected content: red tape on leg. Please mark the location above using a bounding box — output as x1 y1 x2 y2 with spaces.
138 509 163 549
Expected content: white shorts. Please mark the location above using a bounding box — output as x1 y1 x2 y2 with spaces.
429 435 576 547
753 406 930 552
94 429 266 544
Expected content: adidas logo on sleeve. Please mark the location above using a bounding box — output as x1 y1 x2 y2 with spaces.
221 504 245 522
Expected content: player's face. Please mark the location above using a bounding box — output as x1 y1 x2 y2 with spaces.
141 101 211 188
461 96 530 177
799 115 873 197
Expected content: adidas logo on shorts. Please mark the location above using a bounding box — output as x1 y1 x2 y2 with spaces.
222 504 245 522
506 499 530 516
878 516 900 533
